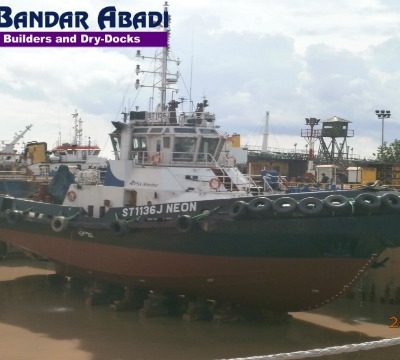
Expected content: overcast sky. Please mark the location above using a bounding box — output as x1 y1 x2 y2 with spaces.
1 0 400 159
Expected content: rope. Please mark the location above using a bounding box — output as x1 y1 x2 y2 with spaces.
219 337 400 360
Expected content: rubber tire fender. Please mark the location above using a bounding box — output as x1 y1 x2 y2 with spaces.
323 194 349 211
381 193 400 212
298 197 323 216
229 201 248 219
176 215 193 232
273 197 298 214
5 210 23 225
248 197 273 214
110 221 129 236
51 216 69 233
354 193 381 210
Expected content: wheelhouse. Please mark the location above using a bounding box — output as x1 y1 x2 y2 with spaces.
110 101 226 167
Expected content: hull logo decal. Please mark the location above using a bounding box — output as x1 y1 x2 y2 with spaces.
78 230 94 238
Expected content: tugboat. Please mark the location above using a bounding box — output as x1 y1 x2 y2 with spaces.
27 110 107 177
1 3 400 312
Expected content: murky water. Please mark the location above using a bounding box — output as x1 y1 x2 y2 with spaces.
0 257 399 360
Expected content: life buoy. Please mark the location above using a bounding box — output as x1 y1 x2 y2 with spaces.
151 154 161 165
355 193 381 211
381 193 400 212
67 190 77 202
298 197 323 216
209 178 221 190
176 215 193 232
51 216 69 232
323 194 350 213
5 210 23 225
273 197 298 215
229 201 248 219
248 197 273 214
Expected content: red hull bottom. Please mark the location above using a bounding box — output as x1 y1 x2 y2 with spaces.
0 228 374 311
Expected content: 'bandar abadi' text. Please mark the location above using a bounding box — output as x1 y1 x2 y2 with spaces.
0 6 168 30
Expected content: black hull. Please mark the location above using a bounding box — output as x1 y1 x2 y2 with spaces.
1 189 399 311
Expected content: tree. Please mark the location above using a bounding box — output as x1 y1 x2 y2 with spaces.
376 139 400 162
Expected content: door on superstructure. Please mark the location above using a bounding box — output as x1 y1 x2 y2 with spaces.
124 190 137 206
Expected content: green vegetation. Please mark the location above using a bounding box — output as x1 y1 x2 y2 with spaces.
376 139 400 162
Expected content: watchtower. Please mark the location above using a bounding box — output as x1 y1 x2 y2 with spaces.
318 116 354 164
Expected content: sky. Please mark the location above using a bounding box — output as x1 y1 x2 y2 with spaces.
1 0 400 159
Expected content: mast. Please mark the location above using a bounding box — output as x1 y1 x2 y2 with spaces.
72 110 83 146
134 2 180 122
160 1 169 112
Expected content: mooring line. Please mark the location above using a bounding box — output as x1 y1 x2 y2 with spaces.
219 337 400 360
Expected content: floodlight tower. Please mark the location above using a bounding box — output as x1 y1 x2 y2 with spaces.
301 117 320 173
375 109 391 149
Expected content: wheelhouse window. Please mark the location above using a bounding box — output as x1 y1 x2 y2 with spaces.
131 136 147 161
199 129 217 134
173 137 197 162
110 133 121 160
174 127 196 134
197 137 219 162
163 137 171 149
132 136 147 151
133 128 149 134
150 128 163 133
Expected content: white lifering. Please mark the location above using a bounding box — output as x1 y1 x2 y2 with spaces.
67 190 77 202
51 216 69 233
209 178 221 190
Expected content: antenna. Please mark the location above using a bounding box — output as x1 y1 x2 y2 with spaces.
72 110 83 146
189 28 194 111
134 2 180 122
